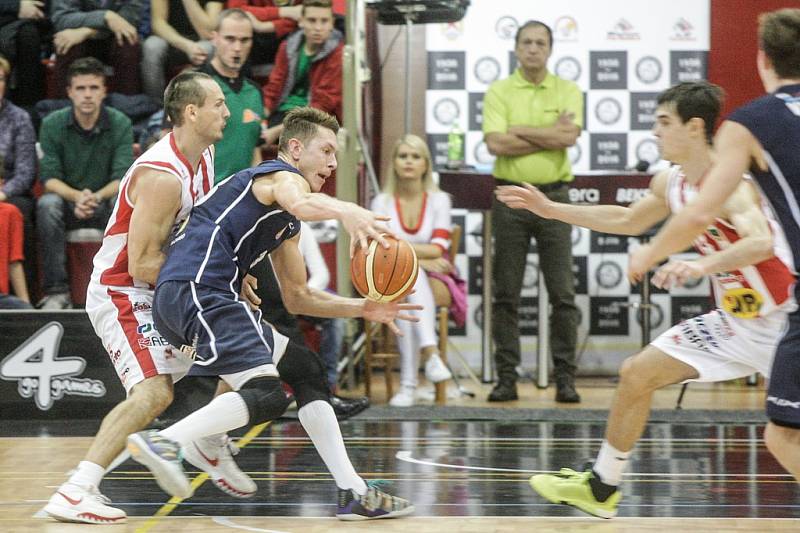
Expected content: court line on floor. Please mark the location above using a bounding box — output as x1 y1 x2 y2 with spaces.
395 450 796 478
133 422 271 533
212 516 289 532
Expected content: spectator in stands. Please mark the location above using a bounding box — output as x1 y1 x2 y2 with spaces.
0 155 32 309
142 0 223 101
227 0 301 71
36 57 133 309
370 134 454 407
0 54 37 298
51 0 144 96
260 0 342 145
0 0 47 107
199 8 263 182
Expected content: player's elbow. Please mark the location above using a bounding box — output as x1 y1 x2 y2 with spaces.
281 286 307 315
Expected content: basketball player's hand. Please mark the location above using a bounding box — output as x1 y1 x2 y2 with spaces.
240 274 261 310
628 243 656 284
363 299 423 336
495 183 553 218
652 259 705 289
342 206 392 257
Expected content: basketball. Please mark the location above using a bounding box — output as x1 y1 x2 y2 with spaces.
351 235 418 302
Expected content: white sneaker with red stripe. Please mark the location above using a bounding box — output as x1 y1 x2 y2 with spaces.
183 434 257 498
44 482 126 524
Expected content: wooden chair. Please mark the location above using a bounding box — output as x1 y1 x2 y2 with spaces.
363 225 462 404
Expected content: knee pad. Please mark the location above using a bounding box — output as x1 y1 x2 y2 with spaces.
277 341 330 408
238 376 292 424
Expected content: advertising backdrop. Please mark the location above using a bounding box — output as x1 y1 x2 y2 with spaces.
424 1 712 373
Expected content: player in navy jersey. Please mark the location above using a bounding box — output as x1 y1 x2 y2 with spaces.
629 8 800 482
126 107 419 520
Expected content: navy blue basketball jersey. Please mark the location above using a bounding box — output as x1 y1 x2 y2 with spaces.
157 159 302 293
728 84 800 269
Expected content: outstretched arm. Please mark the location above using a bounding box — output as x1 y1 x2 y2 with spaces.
270 235 421 334
258 171 392 255
495 169 671 236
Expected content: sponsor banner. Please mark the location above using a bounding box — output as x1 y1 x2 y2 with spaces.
426 0 710 175
0 312 125 418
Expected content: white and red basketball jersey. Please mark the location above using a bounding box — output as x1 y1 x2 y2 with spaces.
370 191 452 252
665 165 796 317
91 132 215 289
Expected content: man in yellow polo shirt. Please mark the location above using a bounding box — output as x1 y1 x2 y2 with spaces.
483 20 583 403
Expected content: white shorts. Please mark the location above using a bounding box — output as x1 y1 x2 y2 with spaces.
650 308 788 382
86 282 193 394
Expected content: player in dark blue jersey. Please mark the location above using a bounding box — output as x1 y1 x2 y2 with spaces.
126 107 420 520
629 8 800 482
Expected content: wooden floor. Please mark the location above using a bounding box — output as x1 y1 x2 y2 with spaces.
2 379 796 533
355 374 769 411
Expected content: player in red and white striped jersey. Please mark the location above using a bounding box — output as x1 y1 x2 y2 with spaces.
44 71 236 524
497 81 796 518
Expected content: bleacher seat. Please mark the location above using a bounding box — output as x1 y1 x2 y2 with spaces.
66 228 103 306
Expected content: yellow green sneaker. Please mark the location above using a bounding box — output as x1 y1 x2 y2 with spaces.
529 468 621 519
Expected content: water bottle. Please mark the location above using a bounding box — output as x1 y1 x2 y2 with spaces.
446 122 464 169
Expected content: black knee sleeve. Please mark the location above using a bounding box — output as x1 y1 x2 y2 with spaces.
238 376 292 424
277 341 330 408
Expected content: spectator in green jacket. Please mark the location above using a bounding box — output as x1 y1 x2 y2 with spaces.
36 57 133 309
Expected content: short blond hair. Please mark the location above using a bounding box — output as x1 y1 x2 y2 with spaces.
278 107 340 152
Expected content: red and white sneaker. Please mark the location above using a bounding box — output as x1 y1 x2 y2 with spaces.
44 482 126 524
183 434 257 498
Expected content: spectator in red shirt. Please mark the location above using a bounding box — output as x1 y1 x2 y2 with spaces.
0 155 31 309
260 0 342 145
0 54 37 303
226 0 302 69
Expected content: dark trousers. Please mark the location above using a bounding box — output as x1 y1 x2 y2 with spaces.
1 21 46 106
54 38 141 97
491 184 579 384
36 193 113 295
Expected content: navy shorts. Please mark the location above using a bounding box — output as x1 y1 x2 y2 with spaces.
766 309 800 429
153 280 277 376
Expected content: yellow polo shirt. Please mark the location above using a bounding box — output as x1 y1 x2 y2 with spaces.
483 69 583 185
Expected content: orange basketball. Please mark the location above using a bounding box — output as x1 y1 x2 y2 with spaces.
351 235 418 302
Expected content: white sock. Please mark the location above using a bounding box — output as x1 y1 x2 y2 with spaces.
593 440 631 486
68 461 105 488
298 400 367 495
159 392 250 446
104 451 130 475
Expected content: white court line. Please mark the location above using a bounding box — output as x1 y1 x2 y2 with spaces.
212 516 289 532
395 451 795 478
251 436 765 443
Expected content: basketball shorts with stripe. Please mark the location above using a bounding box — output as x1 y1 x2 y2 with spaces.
153 280 284 384
650 308 787 382
86 282 193 394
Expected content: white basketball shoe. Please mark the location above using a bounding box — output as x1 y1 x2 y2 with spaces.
44 482 126 524
183 434 257 498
